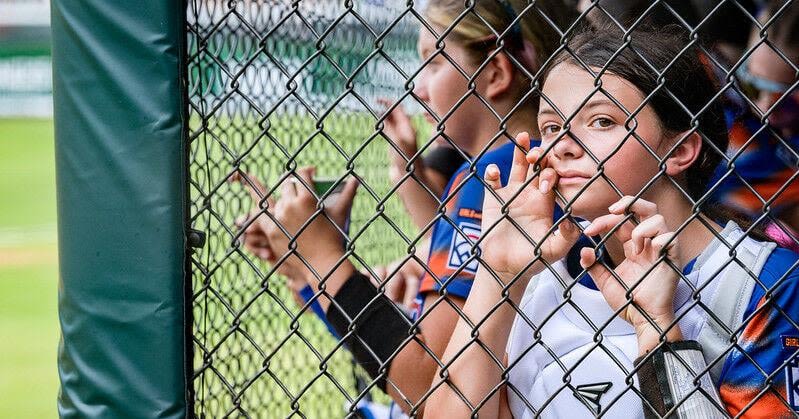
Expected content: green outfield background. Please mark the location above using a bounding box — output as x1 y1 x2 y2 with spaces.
0 118 59 418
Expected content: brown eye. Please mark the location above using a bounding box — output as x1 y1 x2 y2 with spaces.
590 117 614 128
541 124 561 136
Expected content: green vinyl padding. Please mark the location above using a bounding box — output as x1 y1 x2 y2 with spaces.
52 1 188 417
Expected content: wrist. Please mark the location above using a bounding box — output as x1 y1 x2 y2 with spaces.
636 317 683 356
490 262 546 303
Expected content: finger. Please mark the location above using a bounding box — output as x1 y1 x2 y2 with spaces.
377 97 393 110
557 218 581 243
630 215 670 254
390 104 413 127
402 274 420 308
365 268 382 287
525 146 549 188
232 172 270 208
579 246 597 268
546 217 580 258
375 265 387 281
584 213 634 242
234 214 248 230
484 164 503 190
257 247 275 262
525 146 549 167
281 178 298 199
334 176 360 215
608 195 658 220
538 167 557 195
579 247 615 290
651 232 679 258
508 132 532 184
293 166 317 202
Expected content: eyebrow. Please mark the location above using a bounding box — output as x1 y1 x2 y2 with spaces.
538 97 622 119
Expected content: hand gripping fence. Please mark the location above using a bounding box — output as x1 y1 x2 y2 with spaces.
186 1 799 417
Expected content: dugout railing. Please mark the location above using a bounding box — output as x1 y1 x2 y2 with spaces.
53 0 799 418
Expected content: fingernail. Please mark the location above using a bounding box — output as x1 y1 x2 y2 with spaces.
609 202 621 212
539 180 550 194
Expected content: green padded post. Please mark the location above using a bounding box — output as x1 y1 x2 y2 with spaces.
52 1 189 417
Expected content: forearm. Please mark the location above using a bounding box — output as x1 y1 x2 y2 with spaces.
424 269 526 418
391 162 443 230
297 250 355 313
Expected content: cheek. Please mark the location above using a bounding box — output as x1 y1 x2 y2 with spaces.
607 139 661 190
428 69 463 110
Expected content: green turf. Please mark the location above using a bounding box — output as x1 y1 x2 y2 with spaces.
0 118 59 418
0 118 57 228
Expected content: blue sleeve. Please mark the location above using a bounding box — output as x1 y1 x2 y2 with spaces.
718 248 799 415
298 284 340 339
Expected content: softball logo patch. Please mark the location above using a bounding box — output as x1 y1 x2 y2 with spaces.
786 353 799 411
447 222 481 274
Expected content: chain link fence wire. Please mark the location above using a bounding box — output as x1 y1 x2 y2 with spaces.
186 0 799 417
187 1 426 416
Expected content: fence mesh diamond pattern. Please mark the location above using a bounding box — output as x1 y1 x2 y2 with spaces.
186 0 799 418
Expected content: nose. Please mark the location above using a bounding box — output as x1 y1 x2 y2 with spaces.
756 91 778 115
413 67 430 103
551 129 584 161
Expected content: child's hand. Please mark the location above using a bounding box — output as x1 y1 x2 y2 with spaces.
266 167 359 282
580 196 683 355
233 168 358 284
372 257 424 308
232 175 313 284
379 99 419 170
479 132 580 294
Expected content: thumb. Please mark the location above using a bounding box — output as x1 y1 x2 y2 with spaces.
333 176 360 216
484 164 503 191
543 219 580 261
579 247 614 292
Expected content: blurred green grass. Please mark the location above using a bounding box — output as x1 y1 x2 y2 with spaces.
0 118 59 418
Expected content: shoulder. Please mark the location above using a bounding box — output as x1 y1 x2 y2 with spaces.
743 245 799 318
451 142 521 190
756 247 799 305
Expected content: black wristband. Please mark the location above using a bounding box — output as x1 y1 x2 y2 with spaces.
423 146 467 180
326 271 415 391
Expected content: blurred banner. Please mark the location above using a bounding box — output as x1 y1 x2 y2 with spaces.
0 0 52 117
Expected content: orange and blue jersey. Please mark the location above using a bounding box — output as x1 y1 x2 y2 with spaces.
712 106 799 216
417 141 519 301
716 247 799 416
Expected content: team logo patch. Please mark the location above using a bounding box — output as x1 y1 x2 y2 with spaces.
785 337 799 411
447 221 481 274
573 382 612 414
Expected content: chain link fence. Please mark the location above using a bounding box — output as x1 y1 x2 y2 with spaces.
186 0 799 417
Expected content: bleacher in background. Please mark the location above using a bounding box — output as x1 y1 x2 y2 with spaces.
0 0 52 117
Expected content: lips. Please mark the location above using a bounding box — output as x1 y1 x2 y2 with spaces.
556 170 591 185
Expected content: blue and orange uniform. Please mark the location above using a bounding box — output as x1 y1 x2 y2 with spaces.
413 140 519 315
712 104 799 217
717 247 799 416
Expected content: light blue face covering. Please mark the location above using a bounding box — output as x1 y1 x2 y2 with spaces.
736 64 794 94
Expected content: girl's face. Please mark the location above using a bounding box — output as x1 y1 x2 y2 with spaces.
414 27 495 154
744 41 799 136
538 63 670 220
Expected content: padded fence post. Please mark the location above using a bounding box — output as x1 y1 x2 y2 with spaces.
52 1 189 417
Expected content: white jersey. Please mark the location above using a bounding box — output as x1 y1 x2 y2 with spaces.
505 222 772 418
